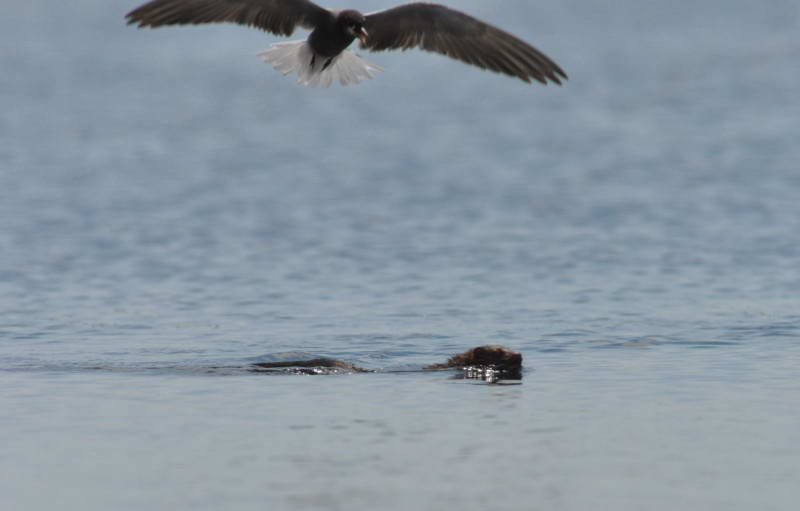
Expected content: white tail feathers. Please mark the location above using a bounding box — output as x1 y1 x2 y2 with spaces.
258 41 383 87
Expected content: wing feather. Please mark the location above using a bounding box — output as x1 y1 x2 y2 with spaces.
126 0 331 36
363 3 566 84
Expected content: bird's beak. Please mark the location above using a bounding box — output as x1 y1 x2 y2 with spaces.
358 27 368 45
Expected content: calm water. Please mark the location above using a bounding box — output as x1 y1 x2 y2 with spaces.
2 1 800 509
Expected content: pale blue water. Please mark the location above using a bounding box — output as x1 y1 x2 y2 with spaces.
2 1 800 509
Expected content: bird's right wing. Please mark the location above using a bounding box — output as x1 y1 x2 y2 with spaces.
363 3 566 84
126 0 331 36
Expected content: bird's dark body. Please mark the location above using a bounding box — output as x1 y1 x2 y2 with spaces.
307 10 362 58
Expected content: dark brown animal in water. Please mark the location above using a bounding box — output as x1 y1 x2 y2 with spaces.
423 345 523 371
249 345 522 378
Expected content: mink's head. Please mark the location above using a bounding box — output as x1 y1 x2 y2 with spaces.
468 345 522 369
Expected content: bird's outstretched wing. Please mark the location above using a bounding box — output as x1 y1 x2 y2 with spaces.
363 3 567 84
126 0 331 36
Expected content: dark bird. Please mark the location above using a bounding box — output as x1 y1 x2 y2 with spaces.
126 0 567 87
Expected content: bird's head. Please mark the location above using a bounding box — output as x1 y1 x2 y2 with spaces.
338 10 368 45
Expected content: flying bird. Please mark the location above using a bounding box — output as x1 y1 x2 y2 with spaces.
126 0 567 87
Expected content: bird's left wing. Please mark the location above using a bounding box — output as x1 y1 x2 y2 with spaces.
126 0 331 36
362 3 566 84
